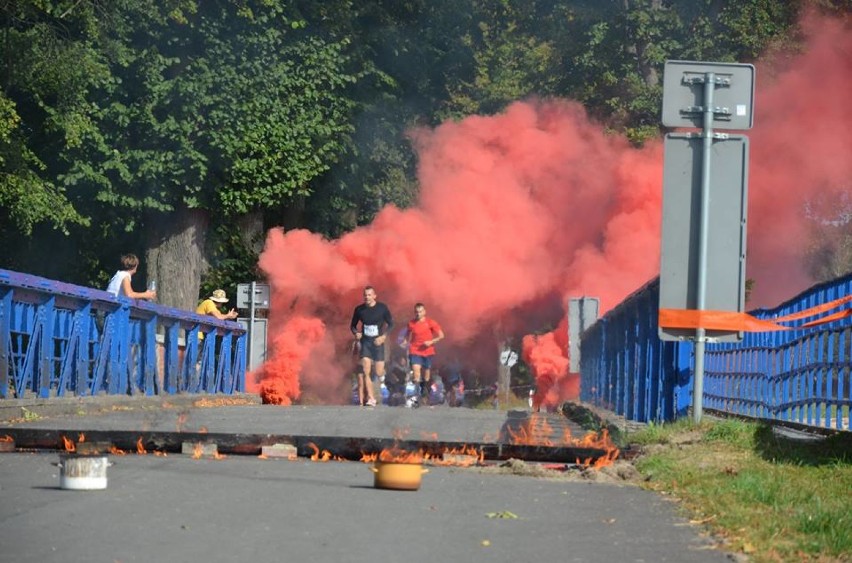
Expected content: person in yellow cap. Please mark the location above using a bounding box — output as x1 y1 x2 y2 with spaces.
196 289 238 345
196 289 238 320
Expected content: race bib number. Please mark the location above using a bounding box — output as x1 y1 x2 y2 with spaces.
363 324 379 337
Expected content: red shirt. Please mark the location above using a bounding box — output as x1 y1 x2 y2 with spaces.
407 318 442 356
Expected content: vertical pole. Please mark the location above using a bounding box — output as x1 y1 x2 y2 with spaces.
693 72 716 423
249 281 256 372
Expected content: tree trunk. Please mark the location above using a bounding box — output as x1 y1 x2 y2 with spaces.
235 210 264 255
622 0 662 88
145 207 210 311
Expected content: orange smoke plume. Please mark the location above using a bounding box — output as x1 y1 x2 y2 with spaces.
255 13 851 404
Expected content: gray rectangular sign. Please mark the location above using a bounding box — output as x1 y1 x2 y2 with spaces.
662 61 755 130
659 133 749 342
236 283 270 310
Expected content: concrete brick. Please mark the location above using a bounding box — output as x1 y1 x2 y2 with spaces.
261 443 298 459
76 441 113 455
182 441 218 457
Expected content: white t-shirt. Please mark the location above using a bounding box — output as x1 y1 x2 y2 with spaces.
106 270 131 297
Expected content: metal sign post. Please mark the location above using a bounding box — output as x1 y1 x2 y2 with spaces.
660 61 754 423
497 346 518 409
568 297 600 373
237 283 270 371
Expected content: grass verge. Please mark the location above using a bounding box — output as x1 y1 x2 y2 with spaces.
629 418 851 562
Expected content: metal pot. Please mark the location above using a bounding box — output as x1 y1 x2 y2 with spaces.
370 461 428 491
56 453 112 490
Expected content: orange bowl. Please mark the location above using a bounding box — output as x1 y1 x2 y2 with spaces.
370 461 428 491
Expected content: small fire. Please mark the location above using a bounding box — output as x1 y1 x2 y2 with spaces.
581 447 620 469
434 445 484 467
378 445 424 464
176 413 188 432
61 435 76 452
110 445 127 456
192 443 203 459
499 414 620 469
199 426 209 434
503 414 555 446
575 429 620 469
258 453 269 460
136 437 147 454
77 433 86 443
307 442 344 462
153 450 168 457
0 435 13 442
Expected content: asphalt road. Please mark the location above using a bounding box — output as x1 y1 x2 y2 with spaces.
0 450 731 563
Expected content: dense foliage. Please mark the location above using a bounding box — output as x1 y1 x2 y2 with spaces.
0 0 848 302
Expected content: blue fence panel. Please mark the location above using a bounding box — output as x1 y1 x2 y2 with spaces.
706 272 852 430
580 272 852 429
0 268 247 399
579 278 693 423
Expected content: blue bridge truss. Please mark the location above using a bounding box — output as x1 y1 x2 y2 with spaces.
0 269 246 399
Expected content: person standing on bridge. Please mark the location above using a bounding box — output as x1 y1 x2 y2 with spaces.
196 289 238 321
350 286 393 407
106 254 156 300
401 302 444 406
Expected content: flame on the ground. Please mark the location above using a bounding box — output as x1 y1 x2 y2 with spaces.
110 445 127 456
257 453 269 460
153 450 168 457
61 435 76 452
359 444 424 465
430 444 484 467
192 443 203 459
307 442 344 462
77 433 86 443
0 435 13 442
574 429 620 469
136 437 147 454
501 414 620 469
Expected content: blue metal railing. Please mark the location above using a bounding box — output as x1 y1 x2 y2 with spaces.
0 268 246 399
580 273 852 429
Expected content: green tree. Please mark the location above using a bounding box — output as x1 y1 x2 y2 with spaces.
57 1 363 307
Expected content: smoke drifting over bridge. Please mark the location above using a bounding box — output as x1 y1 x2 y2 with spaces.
254 13 852 407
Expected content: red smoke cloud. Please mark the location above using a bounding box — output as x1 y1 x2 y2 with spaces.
255 14 851 406
746 13 852 306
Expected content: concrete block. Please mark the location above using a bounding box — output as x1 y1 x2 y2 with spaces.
76 441 112 455
182 441 218 457
261 443 298 459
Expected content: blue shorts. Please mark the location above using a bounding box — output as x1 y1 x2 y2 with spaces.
359 337 385 362
409 355 433 369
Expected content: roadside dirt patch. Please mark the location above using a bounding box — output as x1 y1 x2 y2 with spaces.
471 458 644 485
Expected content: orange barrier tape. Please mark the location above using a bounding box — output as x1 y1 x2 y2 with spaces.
773 294 852 322
658 309 790 332
659 302 852 332
801 308 852 327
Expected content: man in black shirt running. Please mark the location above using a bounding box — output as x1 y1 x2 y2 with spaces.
350 286 394 407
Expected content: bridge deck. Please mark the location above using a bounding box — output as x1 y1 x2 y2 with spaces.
0 396 604 462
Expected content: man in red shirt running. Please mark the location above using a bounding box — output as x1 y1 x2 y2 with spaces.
402 302 444 405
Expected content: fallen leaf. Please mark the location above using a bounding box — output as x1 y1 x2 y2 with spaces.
486 511 519 519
